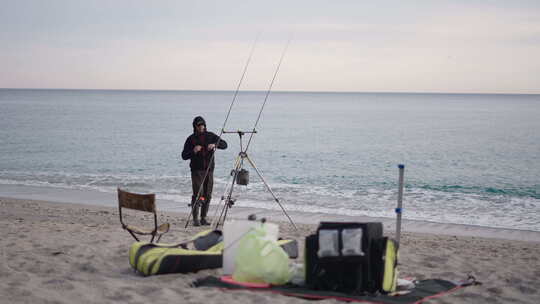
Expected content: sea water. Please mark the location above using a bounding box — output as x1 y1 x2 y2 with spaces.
1 89 539 231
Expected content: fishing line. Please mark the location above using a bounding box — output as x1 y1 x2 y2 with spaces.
219 32 261 137
245 37 291 151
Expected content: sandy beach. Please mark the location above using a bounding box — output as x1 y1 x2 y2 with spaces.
1 197 539 304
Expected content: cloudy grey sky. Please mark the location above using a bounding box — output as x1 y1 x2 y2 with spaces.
1 0 539 93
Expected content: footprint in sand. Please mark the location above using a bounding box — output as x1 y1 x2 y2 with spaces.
516 285 536 294
132 285 160 296
106 291 133 302
422 255 449 269
77 262 98 274
487 287 503 295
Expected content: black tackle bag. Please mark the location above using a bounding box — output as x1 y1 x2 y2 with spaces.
305 222 383 295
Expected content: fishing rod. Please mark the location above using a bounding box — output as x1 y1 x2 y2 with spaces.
213 38 298 230
184 34 259 228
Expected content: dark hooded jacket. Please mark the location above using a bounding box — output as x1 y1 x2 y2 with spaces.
182 116 227 171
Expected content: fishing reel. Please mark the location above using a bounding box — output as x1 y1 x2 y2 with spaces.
221 196 236 208
188 196 205 207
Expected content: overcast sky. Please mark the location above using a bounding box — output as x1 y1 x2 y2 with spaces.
1 0 539 93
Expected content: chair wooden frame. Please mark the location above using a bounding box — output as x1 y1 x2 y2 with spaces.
117 188 170 243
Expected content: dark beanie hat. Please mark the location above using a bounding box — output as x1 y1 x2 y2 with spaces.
192 116 206 132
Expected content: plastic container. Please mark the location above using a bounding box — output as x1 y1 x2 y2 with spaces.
222 220 278 275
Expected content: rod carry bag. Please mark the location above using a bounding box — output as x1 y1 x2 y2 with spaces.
129 229 298 276
371 236 399 293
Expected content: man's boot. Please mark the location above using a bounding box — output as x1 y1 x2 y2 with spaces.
192 215 200 226
200 199 210 225
192 199 200 227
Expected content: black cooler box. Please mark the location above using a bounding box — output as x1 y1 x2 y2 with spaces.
305 222 383 294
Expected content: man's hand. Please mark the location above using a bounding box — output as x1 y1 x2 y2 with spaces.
207 144 216 151
193 145 203 153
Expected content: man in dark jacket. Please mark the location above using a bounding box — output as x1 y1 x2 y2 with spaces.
182 116 227 226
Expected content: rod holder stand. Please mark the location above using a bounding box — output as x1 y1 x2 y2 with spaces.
222 130 257 134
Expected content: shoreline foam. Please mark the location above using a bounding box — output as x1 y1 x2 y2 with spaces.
2 183 540 242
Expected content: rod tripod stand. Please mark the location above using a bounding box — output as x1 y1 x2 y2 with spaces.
211 130 297 231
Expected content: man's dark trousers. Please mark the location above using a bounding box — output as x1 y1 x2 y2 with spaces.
191 170 213 222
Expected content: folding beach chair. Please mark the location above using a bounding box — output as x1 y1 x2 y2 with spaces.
117 188 170 243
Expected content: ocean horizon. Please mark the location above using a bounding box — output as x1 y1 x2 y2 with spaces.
3 87 540 96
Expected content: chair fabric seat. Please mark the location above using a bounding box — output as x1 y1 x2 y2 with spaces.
118 188 170 243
